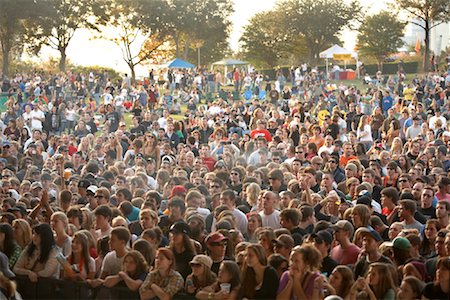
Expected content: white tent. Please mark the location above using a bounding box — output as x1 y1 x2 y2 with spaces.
319 44 359 78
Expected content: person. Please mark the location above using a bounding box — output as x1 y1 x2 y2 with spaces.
277 244 322 299
139 248 184 300
328 266 355 299
50 211 72 257
422 257 450 300
239 244 278 299
169 221 196 279
397 276 426 300
13 223 59 282
184 255 216 296
350 263 396 300
60 231 95 281
103 250 148 292
330 220 361 265
196 260 241 300
0 224 22 269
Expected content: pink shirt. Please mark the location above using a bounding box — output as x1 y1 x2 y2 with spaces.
330 244 361 265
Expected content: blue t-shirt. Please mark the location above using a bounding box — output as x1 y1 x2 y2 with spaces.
382 95 393 112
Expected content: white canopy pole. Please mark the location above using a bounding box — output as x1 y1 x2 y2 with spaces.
326 58 329 79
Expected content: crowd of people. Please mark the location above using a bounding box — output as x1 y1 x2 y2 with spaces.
0 63 448 300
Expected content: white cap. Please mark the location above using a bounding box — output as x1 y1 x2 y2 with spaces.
87 185 98 194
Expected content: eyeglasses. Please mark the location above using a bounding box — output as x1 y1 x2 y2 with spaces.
231 172 239 175
329 161 337 164
398 179 408 183
296 151 303 154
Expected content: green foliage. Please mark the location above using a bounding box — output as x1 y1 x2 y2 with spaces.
23 0 111 71
394 0 450 72
281 0 362 63
357 11 406 71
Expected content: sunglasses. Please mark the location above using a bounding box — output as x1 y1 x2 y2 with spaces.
398 179 408 183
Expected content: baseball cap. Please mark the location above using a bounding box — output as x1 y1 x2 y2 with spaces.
78 179 91 189
332 220 354 233
315 230 333 245
206 232 228 244
169 221 190 235
272 234 295 249
169 186 187 199
361 228 382 242
2 141 11 148
87 185 98 195
190 255 213 269
386 237 411 250
30 182 43 190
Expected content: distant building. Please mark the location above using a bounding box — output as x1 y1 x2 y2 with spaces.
403 19 450 54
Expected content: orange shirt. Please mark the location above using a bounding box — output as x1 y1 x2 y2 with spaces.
339 155 358 167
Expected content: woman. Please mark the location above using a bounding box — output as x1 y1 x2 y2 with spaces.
3 120 20 141
61 231 95 280
13 223 59 282
169 222 196 279
329 265 354 299
139 248 184 300
383 162 399 188
357 115 373 150
185 255 216 296
12 219 31 250
239 244 278 299
370 106 384 140
246 213 262 243
390 137 403 160
350 263 396 300
420 219 441 258
142 133 160 169
0 271 21 300
386 120 401 148
104 250 148 291
257 229 275 259
351 204 371 229
196 261 241 300
277 244 322 299
50 212 72 256
0 224 22 268
397 276 425 300
397 155 412 174
422 256 450 299
244 183 261 212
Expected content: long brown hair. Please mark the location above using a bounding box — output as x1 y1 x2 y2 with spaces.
239 244 267 299
70 232 91 274
123 250 149 278
368 263 396 299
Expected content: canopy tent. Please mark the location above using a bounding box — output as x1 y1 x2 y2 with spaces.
161 58 195 69
319 45 359 78
212 58 249 85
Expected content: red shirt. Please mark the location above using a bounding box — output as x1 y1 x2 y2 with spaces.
202 157 217 172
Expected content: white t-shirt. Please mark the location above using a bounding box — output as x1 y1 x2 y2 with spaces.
30 109 45 130
259 210 281 229
101 251 124 276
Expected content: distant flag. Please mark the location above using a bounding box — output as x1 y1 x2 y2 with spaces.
415 35 421 54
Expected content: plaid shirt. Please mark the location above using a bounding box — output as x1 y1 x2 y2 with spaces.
140 269 184 298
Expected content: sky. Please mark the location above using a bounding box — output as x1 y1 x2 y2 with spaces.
35 0 390 76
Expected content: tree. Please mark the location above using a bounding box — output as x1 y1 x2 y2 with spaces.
395 0 450 72
0 0 40 76
280 0 362 64
357 11 406 71
23 0 110 72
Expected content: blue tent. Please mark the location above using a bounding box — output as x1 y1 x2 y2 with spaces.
161 58 195 69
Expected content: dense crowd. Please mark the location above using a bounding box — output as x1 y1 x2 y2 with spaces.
0 64 449 300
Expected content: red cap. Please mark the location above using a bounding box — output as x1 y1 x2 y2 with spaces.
169 185 187 199
206 232 228 244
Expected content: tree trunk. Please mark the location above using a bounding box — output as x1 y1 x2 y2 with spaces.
59 49 67 72
2 47 10 77
174 35 180 58
377 58 383 72
423 19 430 73
129 64 136 83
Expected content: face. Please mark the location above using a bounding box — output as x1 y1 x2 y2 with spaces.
289 252 305 273
436 203 448 219
155 252 171 271
140 213 155 230
261 192 275 210
245 248 260 268
169 232 184 245
367 267 380 286
389 224 402 240
351 212 362 228
32 231 41 247
421 189 434 208
123 256 137 274
412 183 423 200
218 264 232 284
50 216 64 231
436 263 450 287
72 236 82 254
329 270 343 290
424 223 437 240
208 240 227 257
248 215 260 232
398 281 416 300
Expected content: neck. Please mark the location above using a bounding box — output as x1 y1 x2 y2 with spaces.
116 247 127 257
339 238 351 248
210 253 224 262
264 208 274 215
367 251 381 262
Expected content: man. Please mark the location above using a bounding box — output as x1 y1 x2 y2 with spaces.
339 143 358 167
273 234 294 260
205 232 230 275
362 168 382 203
158 198 185 237
406 140 421 161
330 220 361 265
405 116 421 140
94 205 113 239
166 122 180 149
247 137 268 165
185 190 210 220
398 174 413 192
312 230 338 277
428 109 446 131
1 141 17 171
318 172 346 201
435 177 450 202
259 191 281 229
325 157 345 184
279 208 304 245
218 190 247 234
436 201 449 228
353 228 392 278
30 103 45 131
250 119 272 142
268 169 287 193
369 215 390 241
419 186 437 220
229 167 243 194
425 229 448 281
199 144 216 172
399 199 424 233
412 181 425 203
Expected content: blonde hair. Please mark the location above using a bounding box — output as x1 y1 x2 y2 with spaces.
246 183 261 206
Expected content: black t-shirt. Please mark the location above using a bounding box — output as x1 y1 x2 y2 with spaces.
321 256 338 277
326 123 340 140
353 255 392 279
173 249 195 280
130 125 146 136
418 206 437 220
423 282 449 300
211 256 234 275
252 266 279 299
